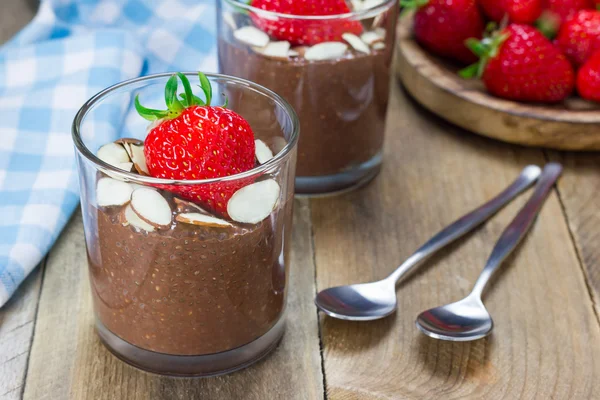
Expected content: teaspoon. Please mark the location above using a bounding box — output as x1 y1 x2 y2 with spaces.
315 165 542 321
416 163 562 341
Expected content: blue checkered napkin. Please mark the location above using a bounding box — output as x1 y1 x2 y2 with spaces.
0 0 218 306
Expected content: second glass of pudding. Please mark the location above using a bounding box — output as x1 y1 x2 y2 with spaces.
218 0 398 195
72 73 299 376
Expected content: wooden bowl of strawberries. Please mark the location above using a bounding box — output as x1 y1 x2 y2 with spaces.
395 0 600 150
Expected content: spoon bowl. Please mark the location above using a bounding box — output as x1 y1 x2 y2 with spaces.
315 280 397 321
415 296 493 341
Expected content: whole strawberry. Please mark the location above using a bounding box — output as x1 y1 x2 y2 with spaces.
404 0 484 64
461 24 575 102
136 73 256 216
250 0 363 46
555 10 600 66
577 50 600 101
478 0 543 24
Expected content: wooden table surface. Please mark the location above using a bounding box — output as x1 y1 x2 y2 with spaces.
2 2 600 400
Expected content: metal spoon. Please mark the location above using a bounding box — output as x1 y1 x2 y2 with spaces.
416 163 562 341
315 165 542 321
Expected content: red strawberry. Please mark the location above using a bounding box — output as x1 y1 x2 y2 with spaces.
577 50 600 101
250 0 363 46
555 10 600 66
405 0 484 64
542 0 593 24
479 0 543 24
136 73 256 216
461 24 575 102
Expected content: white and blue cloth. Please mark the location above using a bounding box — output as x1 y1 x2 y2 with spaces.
0 0 218 306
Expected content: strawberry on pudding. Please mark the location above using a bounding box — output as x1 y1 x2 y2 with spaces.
218 0 398 194
75 72 298 376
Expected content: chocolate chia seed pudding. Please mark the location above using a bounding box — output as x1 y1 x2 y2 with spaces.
219 41 390 177
218 0 398 194
87 196 289 356
73 72 298 376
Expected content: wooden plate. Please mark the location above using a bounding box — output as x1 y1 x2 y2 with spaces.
395 15 600 151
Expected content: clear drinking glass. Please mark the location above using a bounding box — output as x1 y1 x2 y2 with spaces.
72 73 299 376
217 0 398 194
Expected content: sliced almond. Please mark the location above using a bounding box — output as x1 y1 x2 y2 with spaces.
350 0 364 11
256 41 291 59
234 26 270 48
123 205 155 232
342 33 370 54
371 13 384 29
290 46 309 58
361 31 383 46
374 27 386 39
270 137 288 154
97 142 130 167
255 139 274 164
304 42 348 61
97 178 134 207
129 183 155 191
115 138 143 146
176 213 232 228
362 0 385 9
117 162 134 172
128 144 149 175
130 188 172 229
227 179 280 224
174 197 210 214
223 12 237 30
372 42 386 50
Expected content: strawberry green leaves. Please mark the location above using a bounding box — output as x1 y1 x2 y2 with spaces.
399 0 430 9
165 75 184 114
135 72 226 122
459 31 510 79
134 97 170 121
198 72 212 106
178 72 194 107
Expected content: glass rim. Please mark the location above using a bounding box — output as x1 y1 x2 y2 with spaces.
222 0 397 21
72 72 300 186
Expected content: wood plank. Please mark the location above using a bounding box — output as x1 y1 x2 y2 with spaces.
312 82 600 399
23 201 324 400
22 217 88 400
0 267 43 400
547 151 600 313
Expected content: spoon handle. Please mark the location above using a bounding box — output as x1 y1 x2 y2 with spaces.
470 163 563 298
388 165 542 284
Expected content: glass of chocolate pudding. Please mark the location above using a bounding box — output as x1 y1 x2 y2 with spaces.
72 73 299 376
217 0 398 194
